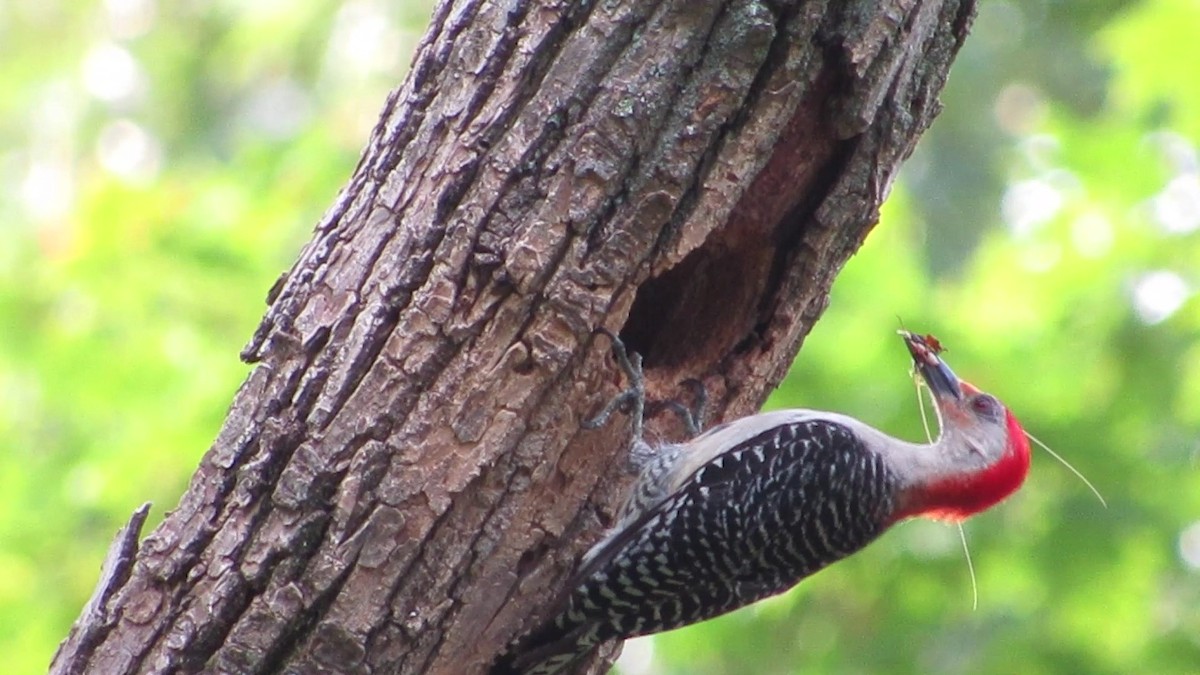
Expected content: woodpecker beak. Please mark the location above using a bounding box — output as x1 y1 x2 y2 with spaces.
901 332 963 401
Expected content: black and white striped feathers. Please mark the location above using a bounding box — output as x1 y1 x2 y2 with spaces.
499 414 901 675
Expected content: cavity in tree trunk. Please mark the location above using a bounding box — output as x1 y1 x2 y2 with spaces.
52 1 976 673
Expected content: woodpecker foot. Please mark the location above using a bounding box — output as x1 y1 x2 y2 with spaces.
657 378 708 437
582 329 646 441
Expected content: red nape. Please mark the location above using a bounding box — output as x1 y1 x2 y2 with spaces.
896 410 1032 523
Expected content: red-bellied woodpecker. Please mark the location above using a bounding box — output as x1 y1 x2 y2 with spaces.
494 332 1031 675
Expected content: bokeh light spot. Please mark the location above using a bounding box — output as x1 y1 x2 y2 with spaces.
1131 270 1190 325
1178 522 1200 571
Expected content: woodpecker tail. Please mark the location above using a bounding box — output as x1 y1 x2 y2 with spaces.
490 628 600 675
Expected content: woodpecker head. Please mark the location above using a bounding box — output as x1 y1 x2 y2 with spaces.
894 332 1031 522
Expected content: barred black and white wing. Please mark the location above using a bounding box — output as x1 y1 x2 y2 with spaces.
497 417 902 675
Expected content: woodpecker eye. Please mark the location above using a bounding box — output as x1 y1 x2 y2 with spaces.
970 394 1001 419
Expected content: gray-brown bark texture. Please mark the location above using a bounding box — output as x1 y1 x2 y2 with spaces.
52 0 976 673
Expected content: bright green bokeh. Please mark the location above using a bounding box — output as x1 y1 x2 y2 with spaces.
3 2 1197 673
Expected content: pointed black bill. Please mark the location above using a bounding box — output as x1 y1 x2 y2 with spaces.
901 331 963 401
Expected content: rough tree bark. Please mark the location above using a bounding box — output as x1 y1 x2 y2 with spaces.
53 0 976 673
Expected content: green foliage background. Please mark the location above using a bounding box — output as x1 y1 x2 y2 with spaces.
3 1 1198 673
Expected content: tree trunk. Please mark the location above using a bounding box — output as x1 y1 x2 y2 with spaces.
52 0 975 673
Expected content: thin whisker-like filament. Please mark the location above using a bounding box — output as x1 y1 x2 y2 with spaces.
957 522 978 611
915 379 935 444
913 378 977 609
1026 431 1108 508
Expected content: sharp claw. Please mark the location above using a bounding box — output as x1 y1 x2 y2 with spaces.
584 330 647 440
584 331 708 442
